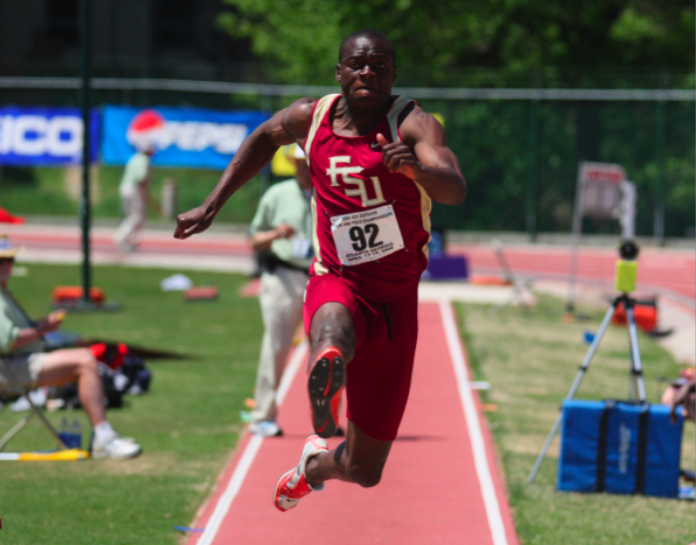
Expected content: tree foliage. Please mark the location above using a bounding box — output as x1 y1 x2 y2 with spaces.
218 1 695 237
218 0 694 86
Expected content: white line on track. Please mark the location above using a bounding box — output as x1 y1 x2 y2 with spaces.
439 300 509 545
197 342 308 545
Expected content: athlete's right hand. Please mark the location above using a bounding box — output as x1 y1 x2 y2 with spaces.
174 205 216 239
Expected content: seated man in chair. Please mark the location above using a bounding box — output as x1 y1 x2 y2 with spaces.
0 236 141 459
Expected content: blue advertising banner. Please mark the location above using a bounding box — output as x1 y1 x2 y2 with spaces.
100 106 270 169
0 107 99 166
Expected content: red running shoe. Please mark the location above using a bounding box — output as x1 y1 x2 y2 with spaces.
273 435 328 512
307 346 345 438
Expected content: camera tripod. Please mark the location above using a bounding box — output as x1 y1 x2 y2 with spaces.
527 292 647 483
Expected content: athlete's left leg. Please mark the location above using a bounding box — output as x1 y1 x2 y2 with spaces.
304 419 391 487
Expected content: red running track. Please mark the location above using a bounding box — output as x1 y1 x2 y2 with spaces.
186 302 518 545
6 225 693 300
5 224 693 304
450 244 695 305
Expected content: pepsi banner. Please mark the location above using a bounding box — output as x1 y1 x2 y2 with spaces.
0 107 99 166
101 106 270 169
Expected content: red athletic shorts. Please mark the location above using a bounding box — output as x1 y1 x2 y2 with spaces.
303 273 419 441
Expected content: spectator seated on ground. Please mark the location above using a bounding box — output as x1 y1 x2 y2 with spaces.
661 366 696 424
0 236 141 459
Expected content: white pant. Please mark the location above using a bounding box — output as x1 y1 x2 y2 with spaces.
251 267 308 423
114 190 145 248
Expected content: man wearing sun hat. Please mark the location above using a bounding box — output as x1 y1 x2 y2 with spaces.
0 236 142 459
245 144 315 437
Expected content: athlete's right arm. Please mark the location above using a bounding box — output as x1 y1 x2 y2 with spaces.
173 99 316 239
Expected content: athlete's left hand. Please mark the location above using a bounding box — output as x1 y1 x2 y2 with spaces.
376 133 420 180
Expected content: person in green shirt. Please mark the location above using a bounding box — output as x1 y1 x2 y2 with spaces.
245 145 314 437
114 147 158 251
0 236 141 459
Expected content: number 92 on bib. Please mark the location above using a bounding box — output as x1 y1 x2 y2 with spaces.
330 204 405 266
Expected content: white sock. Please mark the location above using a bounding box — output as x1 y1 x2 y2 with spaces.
93 421 116 444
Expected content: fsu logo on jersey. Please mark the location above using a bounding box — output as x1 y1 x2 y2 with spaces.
326 156 386 208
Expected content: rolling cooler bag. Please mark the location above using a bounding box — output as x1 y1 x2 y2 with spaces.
557 400 683 498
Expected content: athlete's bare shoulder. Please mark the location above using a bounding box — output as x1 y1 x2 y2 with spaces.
280 98 318 141
398 104 446 147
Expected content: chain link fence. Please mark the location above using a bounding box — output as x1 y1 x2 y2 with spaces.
0 76 693 240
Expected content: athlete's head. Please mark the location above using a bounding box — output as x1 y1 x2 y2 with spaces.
337 29 396 106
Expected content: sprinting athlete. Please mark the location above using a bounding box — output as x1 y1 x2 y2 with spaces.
174 29 465 511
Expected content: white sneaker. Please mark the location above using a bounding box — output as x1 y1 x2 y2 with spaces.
92 433 142 459
249 421 282 437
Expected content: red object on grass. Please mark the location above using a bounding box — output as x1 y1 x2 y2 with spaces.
184 287 219 301
90 342 128 370
0 208 25 224
52 286 105 304
612 300 658 333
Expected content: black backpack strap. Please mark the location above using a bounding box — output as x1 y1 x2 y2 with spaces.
634 403 650 495
595 401 614 492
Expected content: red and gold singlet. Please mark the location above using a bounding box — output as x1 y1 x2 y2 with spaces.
305 94 432 302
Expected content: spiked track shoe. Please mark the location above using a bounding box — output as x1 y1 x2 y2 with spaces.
307 346 345 439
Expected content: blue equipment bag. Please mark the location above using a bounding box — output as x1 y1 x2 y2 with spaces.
557 400 683 498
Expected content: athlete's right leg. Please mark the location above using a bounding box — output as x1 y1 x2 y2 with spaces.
308 301 355 367
306 302 355 438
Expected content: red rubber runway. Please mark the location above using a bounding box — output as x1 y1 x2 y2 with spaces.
186 302 518 545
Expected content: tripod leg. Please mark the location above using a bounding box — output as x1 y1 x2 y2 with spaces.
528 412 564 483
528 302 617 483
628 335 635 401
627 306 647 402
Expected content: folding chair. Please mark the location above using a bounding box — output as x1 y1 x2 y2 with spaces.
0 357 73 454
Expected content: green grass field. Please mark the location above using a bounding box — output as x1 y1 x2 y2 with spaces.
0 264 263 545
0 264 692 544
457 296 696 545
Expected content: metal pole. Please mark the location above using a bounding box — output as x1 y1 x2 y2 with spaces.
79 0 92 304
260 94 273 195
528 301 617 482
566 163 585 314
526 73 541 242
654 83 667 247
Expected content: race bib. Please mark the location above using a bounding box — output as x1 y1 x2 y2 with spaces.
330 204 404 266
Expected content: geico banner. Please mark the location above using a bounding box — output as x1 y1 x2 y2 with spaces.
101 106 270 169
0 107 99 166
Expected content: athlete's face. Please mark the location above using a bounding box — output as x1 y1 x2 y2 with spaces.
336 37 396 105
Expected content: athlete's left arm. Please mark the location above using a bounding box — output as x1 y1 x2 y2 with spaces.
376 106 466 206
